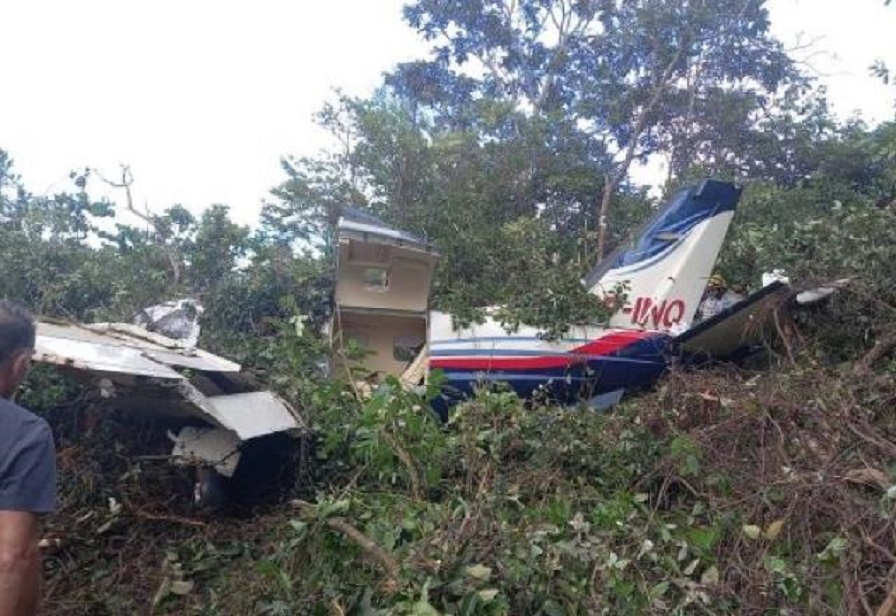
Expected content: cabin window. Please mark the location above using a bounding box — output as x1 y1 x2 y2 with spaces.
349 241 389 264
362 267 389 292
393 334 425 361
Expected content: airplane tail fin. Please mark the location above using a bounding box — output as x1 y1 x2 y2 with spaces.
585 179 742 332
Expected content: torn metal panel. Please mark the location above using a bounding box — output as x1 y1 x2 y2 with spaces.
83 322 239 372
174 382 304 441
205 390 304 441
34 318 306 450
35 321 240 375
35 329 186 379
134 299 203 347
338 207 436 252
86 323 188 348
90 322 237 371
169 427 242 477
332 209 439 381
139 348 240 374
334 243 438 314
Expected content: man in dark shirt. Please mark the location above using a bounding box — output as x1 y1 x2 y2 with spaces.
0 301 56 616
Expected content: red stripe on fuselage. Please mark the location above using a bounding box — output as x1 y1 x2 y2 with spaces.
430 330 655 371
571 331 653 355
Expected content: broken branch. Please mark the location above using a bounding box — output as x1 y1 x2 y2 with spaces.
381 429 423 500
97 164 182 286
855 331 896 375
290 500 399 582
132 510 208 528
326 517 400 580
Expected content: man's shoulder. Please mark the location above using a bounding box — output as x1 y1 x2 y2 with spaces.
0 398 56 514
0 398 51 440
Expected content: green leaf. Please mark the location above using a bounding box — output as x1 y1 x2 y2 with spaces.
701 565 720 586
817 536 849 562
411 600 441 616
169 580 194 595
649 581 670 601
741 524 761 540
465 564 492 581
764 555 788 574
764 519 785 540
687 526 720 552
318 499 351 517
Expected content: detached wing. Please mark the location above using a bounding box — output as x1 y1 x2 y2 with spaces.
673 281 790 360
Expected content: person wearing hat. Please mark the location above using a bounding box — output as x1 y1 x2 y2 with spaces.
696 273 744 321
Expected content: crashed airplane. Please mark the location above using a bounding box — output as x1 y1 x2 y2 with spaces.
331 179 812 409
30 179 815 497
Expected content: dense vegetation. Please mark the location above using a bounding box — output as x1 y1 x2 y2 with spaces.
2 0 895 613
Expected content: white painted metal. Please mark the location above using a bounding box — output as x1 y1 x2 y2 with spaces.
428 310 639 355
169 427 242 477
33 319 305 453
338 218 432 251
592 212 736 333
203 391 303 441
35 321 241 374
35 332 185 379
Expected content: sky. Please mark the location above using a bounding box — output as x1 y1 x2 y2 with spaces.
1 0 894 227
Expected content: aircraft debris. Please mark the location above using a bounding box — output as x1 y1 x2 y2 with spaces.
134 298 204 347
33 318 306 479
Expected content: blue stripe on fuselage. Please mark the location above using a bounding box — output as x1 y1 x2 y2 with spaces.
435 335 670 406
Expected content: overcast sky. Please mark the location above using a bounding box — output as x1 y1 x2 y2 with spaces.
1 0 894 226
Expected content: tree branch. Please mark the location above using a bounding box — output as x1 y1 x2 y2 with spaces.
381 429 423 500
97 164 182 286
291 500 399 583
327 517 400 581
854 331 896 375
596 36 689 260
876 563 896 616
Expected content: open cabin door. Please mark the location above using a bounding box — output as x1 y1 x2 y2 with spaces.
331 209 438 381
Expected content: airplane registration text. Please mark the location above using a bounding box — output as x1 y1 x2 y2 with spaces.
622 297 686 328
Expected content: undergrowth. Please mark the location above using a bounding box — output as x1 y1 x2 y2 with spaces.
33 315 896 615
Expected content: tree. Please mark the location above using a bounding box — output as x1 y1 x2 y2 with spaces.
0 148 320 357
98 165 192 287
185 205 251 291
400 0 800 259
0 150 122 317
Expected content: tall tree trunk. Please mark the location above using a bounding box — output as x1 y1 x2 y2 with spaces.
596 172 617 264
595 41 687 262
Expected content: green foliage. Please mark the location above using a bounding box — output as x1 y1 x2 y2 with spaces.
41 350 896 614
0 148 333 373
264 93 636 337
349 376 449 493
184 205 251 290
17 364 82 412
399 0 802 260
441 216 619 337
5 5 896 613
260 0 806 332
717 123 896 360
